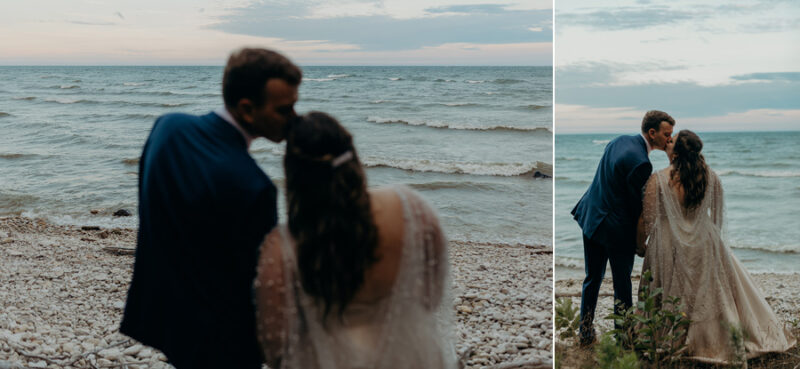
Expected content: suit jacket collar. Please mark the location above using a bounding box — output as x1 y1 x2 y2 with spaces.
639 133 653 154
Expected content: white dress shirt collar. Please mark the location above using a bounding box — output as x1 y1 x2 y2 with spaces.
214 107 255 149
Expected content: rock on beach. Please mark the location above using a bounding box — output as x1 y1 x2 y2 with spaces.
0 216 553 368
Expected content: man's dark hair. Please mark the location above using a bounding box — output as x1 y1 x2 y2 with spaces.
641 110 675 133
222 48 302 108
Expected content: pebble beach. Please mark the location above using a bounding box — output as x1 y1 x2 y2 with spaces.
0 216 553 369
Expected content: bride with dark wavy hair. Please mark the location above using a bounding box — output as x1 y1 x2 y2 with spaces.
253 111 456 369
636 130 796 364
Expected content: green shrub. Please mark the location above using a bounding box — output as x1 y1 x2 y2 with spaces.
556 297 581 341
606 270 691 367
595 333 641 369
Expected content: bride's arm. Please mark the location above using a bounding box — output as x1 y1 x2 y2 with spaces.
254 229 287 368
636 174 659 257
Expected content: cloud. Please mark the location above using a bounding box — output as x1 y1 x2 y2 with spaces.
556 61 691 88
731 72 800 81
556 80 800 119
427 4 509 14
208 1 552 51
528 27 543 32
68 20 117 26
556 6 702 31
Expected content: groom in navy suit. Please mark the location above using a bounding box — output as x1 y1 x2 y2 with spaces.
571 110 674 346
120 49 301 368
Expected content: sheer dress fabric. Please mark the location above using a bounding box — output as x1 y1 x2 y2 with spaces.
254 185 457 369
639 168 796 364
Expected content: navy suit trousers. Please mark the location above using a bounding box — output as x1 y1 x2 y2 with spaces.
580 234 634 331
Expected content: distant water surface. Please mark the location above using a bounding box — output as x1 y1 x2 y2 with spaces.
555 131 800 279
0 66 552 247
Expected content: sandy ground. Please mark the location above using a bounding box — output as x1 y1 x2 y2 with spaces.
0 216 553 369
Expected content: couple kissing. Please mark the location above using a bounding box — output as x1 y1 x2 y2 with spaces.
119 48 456 369
572 111 795 364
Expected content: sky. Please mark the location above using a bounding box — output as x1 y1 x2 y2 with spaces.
555 0 800 133
0 0 552 66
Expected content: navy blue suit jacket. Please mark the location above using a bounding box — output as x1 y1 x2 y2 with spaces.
120 112 276 368
571 135 652 252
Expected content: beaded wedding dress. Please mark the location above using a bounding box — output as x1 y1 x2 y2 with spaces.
255 185 457 369
639 168 795 364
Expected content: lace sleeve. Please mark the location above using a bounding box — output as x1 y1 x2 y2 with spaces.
402 187 448 310
637 173 659 256
253 229 288 368
710 171 724 230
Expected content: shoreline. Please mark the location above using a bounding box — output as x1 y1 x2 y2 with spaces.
0 216 553 368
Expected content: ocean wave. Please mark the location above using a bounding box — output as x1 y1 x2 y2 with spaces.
593 139 610 145
465 80 485 84
366 116 551 133
0 192 39 210
123 82 147 86
0 153 36 159
363 157 552 177
729 242 800 254
370 100 390 104
525 104 550 110
13 96 36 100
405 181 496 191
556 156 580 161
0 112 10 117
717 170 800 178
58 84 80 89
433 78 456 82
43 98 192 108
122 158 139 166
493 78 525 84
389 77 403 81
438 102 481 107
306 78 334 82
327 74 351 78
554 258 584 269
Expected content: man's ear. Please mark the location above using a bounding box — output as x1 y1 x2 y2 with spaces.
236 98 255 125
647 128 656 139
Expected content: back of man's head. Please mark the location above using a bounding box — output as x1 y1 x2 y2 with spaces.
222 48 302 109
641 110 675 133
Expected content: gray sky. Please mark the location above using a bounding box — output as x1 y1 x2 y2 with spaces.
555 0 800 133
0 0 552 65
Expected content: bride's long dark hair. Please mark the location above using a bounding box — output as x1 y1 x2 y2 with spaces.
670 130 708 211
284 111 379 320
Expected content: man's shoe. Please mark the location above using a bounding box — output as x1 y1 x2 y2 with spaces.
578 329 597 348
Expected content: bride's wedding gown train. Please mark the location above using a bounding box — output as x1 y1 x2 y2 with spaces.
640 168 795 364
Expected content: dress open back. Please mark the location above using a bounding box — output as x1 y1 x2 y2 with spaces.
255 185 457 369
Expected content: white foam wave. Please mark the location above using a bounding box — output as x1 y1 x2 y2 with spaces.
466 80 485 84
729 241 800 254
366 116 549 132
306 78 334 82
363 157 548 177
123 82 147 86
717 170 800 178
389 77 403 81
60 84 79 89
327 74 350 78
370 100 389 104
592 139 610 145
